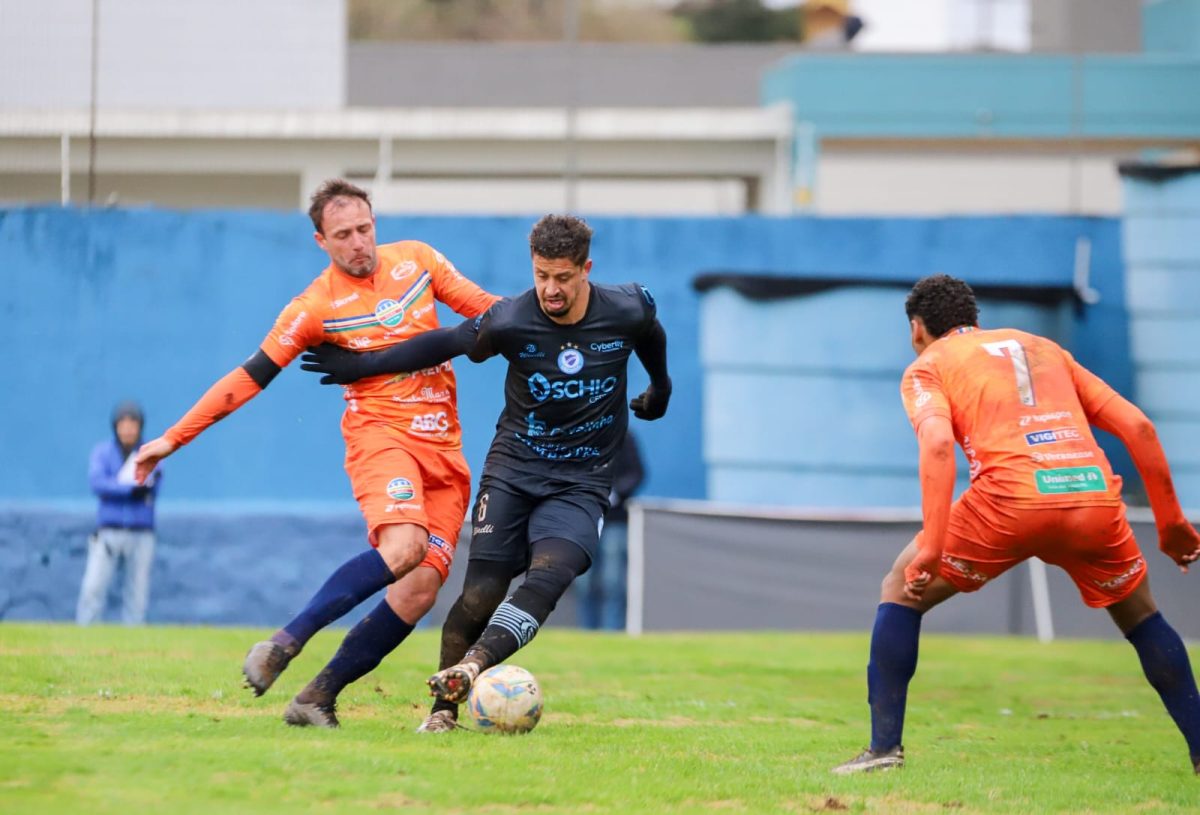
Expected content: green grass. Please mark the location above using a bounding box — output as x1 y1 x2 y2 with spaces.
0 624 1195 814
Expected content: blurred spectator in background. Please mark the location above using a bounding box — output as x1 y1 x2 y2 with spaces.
76 401 162 625
577 431 645 631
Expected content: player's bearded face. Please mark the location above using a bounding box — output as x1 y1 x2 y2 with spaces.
533 255 590 319
316 198 378 279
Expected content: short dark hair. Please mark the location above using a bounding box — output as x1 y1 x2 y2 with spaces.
529 214 593 266
308 179 372 233
905 274 979 338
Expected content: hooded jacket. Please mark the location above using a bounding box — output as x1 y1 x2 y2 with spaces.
88 401 162 530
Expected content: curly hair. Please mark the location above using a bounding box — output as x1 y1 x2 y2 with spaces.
529 214 593 266
308 179 372 234
905 274 979 338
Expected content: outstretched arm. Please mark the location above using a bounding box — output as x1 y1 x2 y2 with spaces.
133 349 281 483
1090 394 1200 571
300 318 480 386
630 319 671 421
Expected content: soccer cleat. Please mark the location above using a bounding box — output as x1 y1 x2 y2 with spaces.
427 662 481 704
415 709 460 733
831 746 905 775
283 697 339 728
241 641 293 697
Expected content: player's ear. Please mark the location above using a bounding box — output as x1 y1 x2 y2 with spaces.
314 231 327 252
910 318 929 354
582 258 593 276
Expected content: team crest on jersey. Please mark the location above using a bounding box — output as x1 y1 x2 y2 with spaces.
375 298 406 327
557 343 584 374
390 260 419 281
387 477 415 501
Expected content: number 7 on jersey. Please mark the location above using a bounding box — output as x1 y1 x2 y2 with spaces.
983 339 1036 406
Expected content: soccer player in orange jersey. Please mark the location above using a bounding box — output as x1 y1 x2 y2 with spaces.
833 274 1200 775
133 179 499 727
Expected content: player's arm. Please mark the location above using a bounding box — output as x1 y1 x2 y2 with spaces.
133 295 320 484
300 315 490 386
1073 361 1200 570
629 285 671 420
424 243 501 318
905 415 957 599
133 350 282 483
899 363 955 599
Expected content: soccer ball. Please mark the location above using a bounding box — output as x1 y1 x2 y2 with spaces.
466 664 543 734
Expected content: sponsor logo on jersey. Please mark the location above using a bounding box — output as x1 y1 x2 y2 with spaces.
375 298 406 328
639 285 655 307
331 292 360 309
428 534 448 551
349 336 372 349
277 311 308 347
590 339 624 353
473 524 495 535
1018 410 1072 428
528 372 618 403
519 344 545 359
390 260 419 281
914 392 933 408
1034 466 1107 495
1093 557 1145 590
410 411 450 432
387 477 415 501
1024 427 1081 446
1032 450 1095 464
557 344 584 374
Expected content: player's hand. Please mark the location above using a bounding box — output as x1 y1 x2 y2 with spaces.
134 437 177 485
1158 522 1200 573
903 548 940 601
300 343 371 385
631 379 671 421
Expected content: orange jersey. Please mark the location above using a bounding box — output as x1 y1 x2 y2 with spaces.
900 327 1124 507
260 241 499 448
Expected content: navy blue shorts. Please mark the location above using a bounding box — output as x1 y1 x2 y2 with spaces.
467 476 608 569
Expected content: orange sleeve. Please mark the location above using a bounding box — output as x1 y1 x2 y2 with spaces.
1067 353 1121 420
900 356 951 431
422 243 500 319
259 291 326 367
163 367 263 448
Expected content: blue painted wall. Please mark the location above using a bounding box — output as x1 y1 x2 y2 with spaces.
1121 165 1200 507
1 208 1131 620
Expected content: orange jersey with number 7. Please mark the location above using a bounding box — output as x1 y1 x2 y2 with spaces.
900 326 1124 508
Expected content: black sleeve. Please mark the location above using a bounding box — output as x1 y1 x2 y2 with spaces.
633 318 670 388
242 348 282 389
357 318 481 376
465 307 504 363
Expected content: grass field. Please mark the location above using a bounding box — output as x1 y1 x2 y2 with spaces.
1 623 1196 814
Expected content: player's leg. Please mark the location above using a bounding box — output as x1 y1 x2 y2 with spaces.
284 564 441 728
76 529 119 625
421 481 531 723
120 530 155 625
243 443 429 697
285 450 474 725
1068 506 1200 772
429 492 600 703
833 535 960 775
418 557 519 732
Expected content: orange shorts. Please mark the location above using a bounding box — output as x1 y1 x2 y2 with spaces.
343 424 471 582
922 490 1147 608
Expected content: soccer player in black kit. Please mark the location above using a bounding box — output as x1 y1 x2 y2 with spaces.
300 214 672 732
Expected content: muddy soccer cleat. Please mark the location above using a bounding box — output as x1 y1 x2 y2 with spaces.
426 662 480 704
242 641 293 697
282 696 339 728
415 709 460 733
831 745 905 775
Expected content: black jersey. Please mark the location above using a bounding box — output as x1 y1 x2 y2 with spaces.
464 282 657 489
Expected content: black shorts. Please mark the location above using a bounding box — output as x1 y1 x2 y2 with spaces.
467 475 609 569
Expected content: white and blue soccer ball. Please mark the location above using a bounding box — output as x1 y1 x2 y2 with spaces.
466 664 543 734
